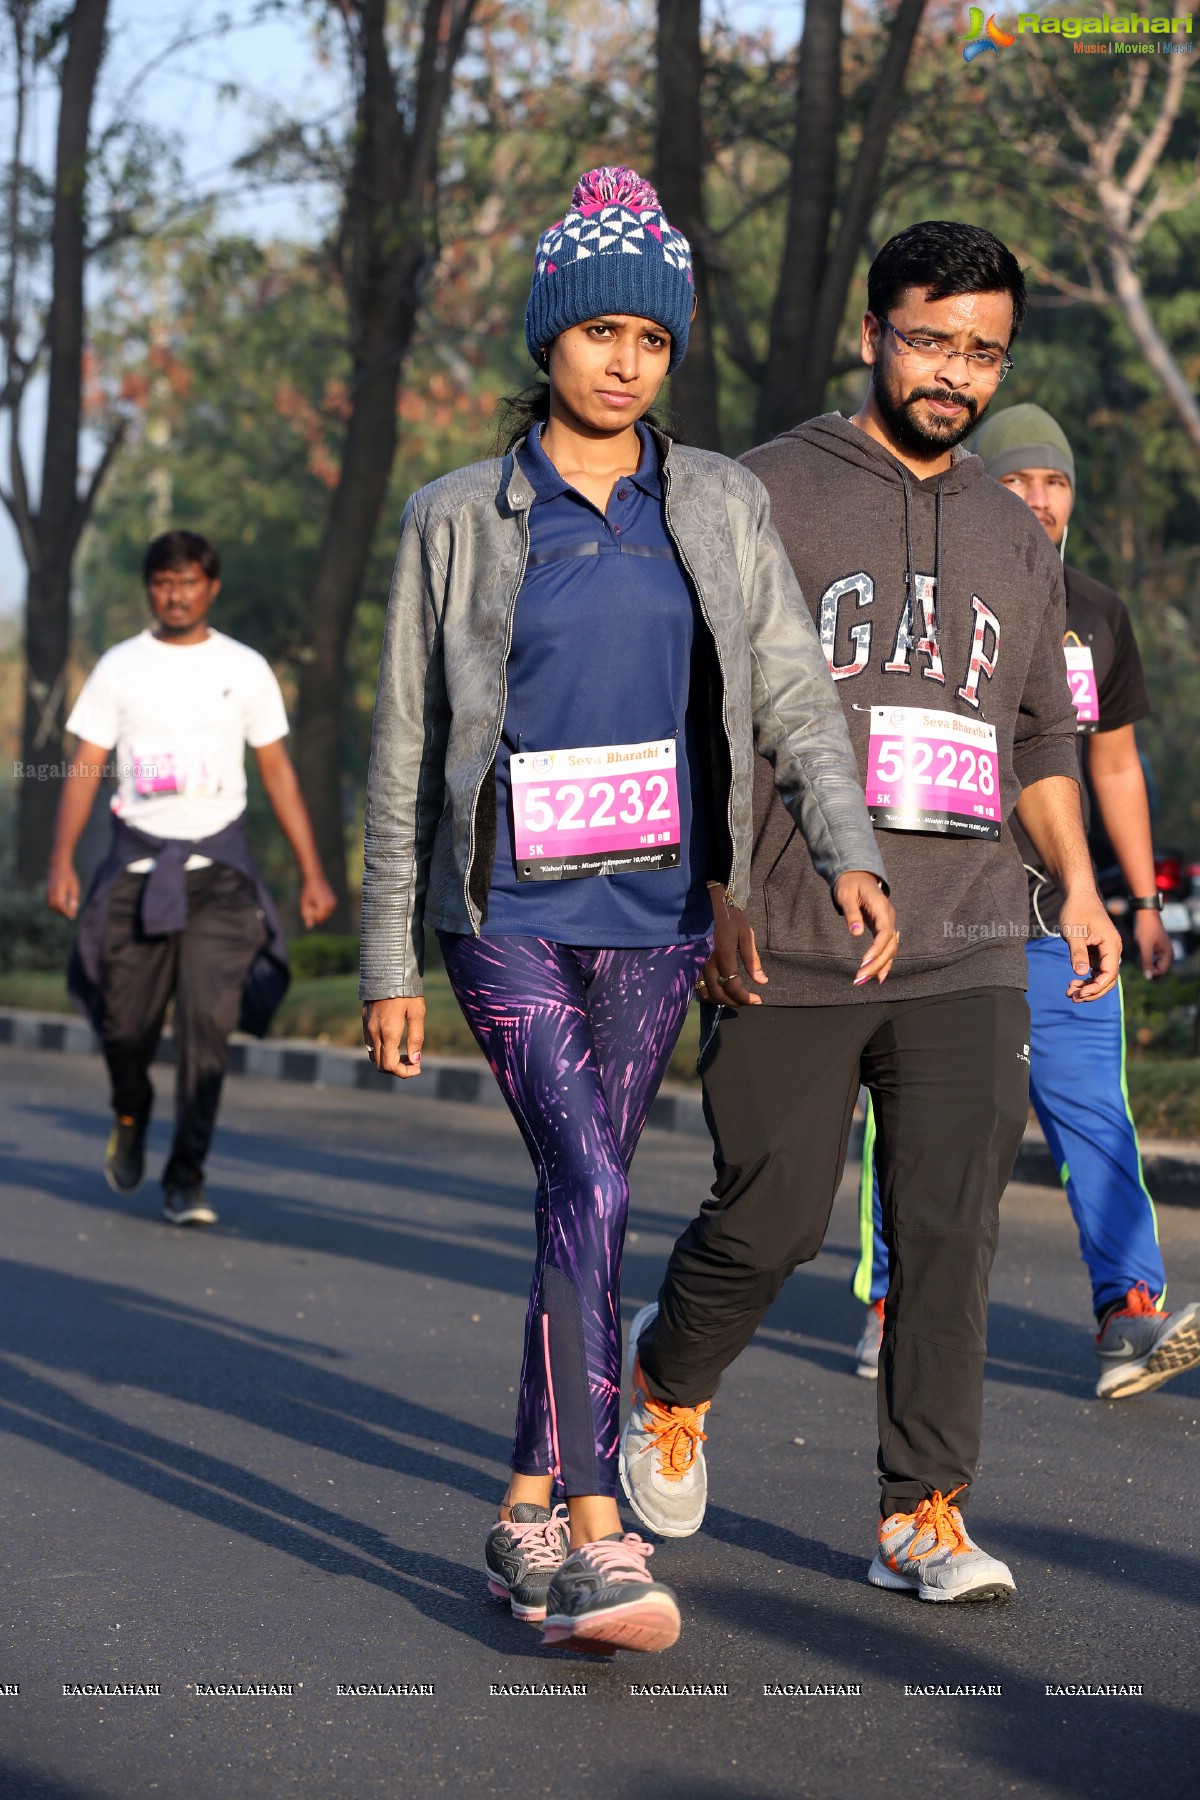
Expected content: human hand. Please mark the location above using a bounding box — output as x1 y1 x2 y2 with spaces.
1133 908 1173 980
47 858 80 920
299 873 338 928
362 996 426 1078
1060 889 1122 1000
698 890 767 1009
833 871 899 987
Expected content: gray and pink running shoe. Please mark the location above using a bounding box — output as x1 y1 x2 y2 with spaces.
484 1503 569 1622
542 1533 681 1653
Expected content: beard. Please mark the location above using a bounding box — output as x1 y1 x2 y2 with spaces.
872 362 983 457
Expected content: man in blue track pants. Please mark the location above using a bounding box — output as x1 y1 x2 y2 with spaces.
852 404 1200 1401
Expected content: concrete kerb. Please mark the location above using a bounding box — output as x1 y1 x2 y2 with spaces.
0 1006 714 1140
2 1005 1197 1201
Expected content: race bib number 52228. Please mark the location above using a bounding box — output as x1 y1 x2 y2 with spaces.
510 739 680 882
864 706 1001 842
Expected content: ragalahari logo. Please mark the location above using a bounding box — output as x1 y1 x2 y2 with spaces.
962 7 1018 56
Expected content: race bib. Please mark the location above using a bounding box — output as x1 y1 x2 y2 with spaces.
865 707 1001 842
1064 644 1099 730
130 735 222 800
510 739 680 882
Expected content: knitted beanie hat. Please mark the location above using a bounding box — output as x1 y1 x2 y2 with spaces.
525 166 694 376
970 403 1075 492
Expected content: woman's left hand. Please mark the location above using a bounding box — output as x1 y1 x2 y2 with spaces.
698 887 768 1008
834 871 899 987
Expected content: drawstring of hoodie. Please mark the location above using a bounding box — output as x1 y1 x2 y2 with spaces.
899 470 946 644
934 477 945 634
901 473 916 630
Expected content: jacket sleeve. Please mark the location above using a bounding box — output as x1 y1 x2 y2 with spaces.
741 484 889 893
359 497 450 1001
1013 548 1080 791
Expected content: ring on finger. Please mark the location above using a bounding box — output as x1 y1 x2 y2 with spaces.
716 971 738 985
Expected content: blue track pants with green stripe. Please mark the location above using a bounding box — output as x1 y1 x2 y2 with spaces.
854 936 1164 1318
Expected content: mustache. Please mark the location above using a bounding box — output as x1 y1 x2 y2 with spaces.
905 386 978 418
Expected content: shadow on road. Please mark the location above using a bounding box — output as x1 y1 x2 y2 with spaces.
0 1257 567 1653
692 1578 1193 1792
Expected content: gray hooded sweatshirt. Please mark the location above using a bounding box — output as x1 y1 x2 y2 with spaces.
740 413 1080 1004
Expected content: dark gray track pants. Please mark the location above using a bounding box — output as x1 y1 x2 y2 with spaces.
637 986 1031 1517
100 865 266 1190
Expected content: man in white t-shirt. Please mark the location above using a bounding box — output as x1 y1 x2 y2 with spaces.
48 530 335 1226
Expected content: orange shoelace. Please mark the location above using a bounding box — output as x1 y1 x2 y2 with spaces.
634 1393 709 1483
906 1486 970 1562
1113 1281 1158 1319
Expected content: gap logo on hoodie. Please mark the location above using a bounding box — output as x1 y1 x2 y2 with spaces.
819 569 1000 709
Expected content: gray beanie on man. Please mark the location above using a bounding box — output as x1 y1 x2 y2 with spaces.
970 403 1075 491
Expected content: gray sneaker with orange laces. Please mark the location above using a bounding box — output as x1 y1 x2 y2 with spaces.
618 1302 710 1539
867 1488 1015 1603
1095 1282 1200 1400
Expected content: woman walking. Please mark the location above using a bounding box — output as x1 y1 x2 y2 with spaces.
361 166 895 1655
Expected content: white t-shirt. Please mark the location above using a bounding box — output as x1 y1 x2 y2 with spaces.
66 628 290 842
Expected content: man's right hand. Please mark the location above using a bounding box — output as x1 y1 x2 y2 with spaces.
362 996 426 1078
47 859 81 920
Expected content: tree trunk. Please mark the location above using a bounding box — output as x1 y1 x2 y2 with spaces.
755 0 843 442
1106 238 1200 454
654 0 720 449
797 0 927 423
292 0 476 930
14 0 112 886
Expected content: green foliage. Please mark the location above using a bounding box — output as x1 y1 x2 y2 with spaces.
287 932 359 979
1122 962 1199 1059
1124 1059 1200 1140
0 891 75 973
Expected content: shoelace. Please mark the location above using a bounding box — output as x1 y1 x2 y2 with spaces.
906 1486 970 1562
1115 1281 1158 1319
502 1504 569 1570
634 1392 709 1483
578 1534 655 1584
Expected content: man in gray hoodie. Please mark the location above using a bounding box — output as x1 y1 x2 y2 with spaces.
619 220 1123 1604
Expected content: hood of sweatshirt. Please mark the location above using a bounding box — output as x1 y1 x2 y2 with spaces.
739 412 1081 1006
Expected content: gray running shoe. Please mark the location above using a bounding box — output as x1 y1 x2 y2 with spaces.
618 1302 710 1539
542 1533 680 1653
854 1298 885 1379
1095 1284 1200 1399
484 1503 569 1623
868 1489 1015 1603
105 1113 147 1194
162 1185 218 1227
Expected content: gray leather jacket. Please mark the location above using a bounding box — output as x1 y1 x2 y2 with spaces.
361 431 887 999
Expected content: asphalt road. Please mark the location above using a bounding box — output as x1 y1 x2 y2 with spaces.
0 1043 1197 1800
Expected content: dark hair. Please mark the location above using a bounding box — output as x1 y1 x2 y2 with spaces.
142 529 220 584
492 382 679 456
867 221 1027 342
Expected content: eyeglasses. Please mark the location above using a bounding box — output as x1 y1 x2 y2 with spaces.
875 316 1013 382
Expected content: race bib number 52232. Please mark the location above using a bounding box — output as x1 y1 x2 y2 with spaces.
510 739 680 882
864 706 1001 842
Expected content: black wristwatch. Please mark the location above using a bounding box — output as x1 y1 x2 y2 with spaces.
1129 893 1164 912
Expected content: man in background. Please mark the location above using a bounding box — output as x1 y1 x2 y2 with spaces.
48 529 335 1226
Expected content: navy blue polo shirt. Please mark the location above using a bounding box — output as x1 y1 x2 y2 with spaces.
484 422 711 946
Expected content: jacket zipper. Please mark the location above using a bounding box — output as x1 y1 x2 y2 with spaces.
662 453 737 906
463 489 530 934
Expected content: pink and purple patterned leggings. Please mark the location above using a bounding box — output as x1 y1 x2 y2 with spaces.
440 932 709 1496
